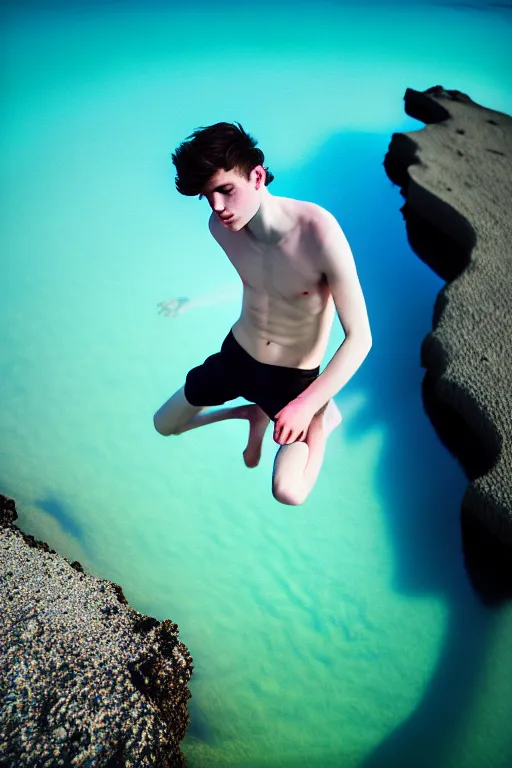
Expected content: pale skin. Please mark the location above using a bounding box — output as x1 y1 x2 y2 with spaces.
154 164 372 505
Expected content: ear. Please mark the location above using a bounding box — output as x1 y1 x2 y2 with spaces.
253 165 266 188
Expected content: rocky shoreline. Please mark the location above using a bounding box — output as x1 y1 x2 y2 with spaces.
384 86 512 586
0 493 194 767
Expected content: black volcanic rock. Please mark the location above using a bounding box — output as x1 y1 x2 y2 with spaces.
0 493 194 766
384 86 512 589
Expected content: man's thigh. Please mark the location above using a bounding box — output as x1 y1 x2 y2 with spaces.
184 343 242 409
153 385 206 436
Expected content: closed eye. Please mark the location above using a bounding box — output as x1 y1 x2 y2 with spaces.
199 187 233 201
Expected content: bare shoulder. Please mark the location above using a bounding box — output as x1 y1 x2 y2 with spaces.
294 200 354 279
300 201 340 237
280 198 341 243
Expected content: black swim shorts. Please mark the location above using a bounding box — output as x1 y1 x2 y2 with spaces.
184 329 320 421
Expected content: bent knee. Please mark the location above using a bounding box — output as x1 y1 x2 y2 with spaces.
153 412 177 436
272 482 306 506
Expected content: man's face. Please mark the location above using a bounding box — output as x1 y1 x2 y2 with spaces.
199 166 263 232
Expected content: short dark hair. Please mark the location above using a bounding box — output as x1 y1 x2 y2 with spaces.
171 121 275 196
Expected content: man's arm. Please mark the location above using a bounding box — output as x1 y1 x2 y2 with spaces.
157 282 240 317
157 214 240 316
297 211 372 414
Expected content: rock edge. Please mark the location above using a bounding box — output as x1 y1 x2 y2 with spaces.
384 85 512 551
0 493 194 767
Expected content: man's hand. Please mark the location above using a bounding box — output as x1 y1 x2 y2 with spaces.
273 398 316 445
157 297 190 318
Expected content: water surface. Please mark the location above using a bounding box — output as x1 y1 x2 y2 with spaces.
1 2 511 766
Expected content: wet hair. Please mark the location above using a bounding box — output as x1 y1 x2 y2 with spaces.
171 121 275 196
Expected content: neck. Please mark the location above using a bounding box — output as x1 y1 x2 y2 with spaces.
245 190 288 246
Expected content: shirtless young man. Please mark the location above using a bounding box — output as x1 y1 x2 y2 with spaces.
154 122 372 505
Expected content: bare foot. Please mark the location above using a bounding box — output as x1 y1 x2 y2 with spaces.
243 405 271 468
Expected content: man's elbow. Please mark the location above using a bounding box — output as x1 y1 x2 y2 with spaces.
361 318 373 353
346 328 372 357
362 333 372 359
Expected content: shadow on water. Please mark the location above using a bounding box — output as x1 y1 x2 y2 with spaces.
185 697 216 744
0 482 89 557
30 493 94 559
34 495 84 542
286 131 504 767
180 129 510 767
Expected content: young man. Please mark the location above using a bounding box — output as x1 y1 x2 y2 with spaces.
154 122 372 505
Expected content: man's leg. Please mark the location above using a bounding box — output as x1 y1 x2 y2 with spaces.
242 407 271 468
272 399 342 506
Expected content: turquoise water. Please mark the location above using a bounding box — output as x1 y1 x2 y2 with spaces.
1 2 512 766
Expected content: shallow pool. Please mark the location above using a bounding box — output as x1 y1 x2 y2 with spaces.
1 2 511 766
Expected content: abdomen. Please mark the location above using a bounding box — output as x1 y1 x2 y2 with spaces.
233 287 334 368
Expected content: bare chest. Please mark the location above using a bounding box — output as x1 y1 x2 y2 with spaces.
223 217 329 311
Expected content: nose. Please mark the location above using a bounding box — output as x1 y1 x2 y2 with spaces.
213 203 228 218
211 192 227 213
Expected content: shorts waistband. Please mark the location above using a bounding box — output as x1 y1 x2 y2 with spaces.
224 329 320 375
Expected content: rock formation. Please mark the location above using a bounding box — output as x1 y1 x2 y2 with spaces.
0 493 194 766
384 86 512 597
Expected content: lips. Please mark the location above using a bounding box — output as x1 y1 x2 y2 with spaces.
219 215 233 222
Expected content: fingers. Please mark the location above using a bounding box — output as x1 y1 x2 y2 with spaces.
157 302 178 317
274 429 307 445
